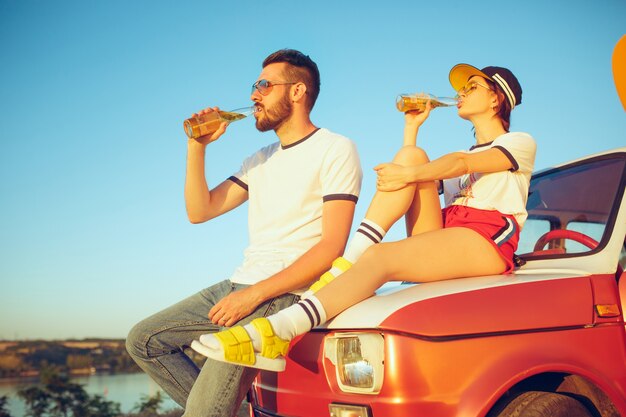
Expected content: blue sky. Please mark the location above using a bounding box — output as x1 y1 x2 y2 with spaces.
1 1 625 340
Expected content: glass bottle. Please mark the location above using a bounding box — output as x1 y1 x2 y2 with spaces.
183 106 257 140
396 93 457 113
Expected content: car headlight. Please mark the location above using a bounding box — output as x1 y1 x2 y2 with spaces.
324 332 384 394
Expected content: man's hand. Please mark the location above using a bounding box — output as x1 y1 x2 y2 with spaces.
190 107 228 146
208 286 263 327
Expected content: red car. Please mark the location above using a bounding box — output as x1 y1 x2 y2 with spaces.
246 147 626 417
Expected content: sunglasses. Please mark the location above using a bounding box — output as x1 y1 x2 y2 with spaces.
456 81 492 97
251 79 297 96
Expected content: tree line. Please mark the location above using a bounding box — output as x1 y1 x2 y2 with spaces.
0 340 139 379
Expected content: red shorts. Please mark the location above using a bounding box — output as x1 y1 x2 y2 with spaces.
442 205 520 274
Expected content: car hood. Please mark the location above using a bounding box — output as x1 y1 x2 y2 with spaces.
321 270 596 338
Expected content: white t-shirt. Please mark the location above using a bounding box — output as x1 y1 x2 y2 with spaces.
228 128 362 287
443 132 536 227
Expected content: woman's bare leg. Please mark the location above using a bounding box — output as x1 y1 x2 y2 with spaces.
304 146 443 295
404 171 442 237
364 146 442 234
194 220 507 369
314 227 506 319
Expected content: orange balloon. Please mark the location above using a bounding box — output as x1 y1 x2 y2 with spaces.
613 35 626 111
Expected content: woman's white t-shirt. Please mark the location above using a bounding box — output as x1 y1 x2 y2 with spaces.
443 132 537 227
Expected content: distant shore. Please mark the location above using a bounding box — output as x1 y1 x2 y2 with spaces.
0 338 141 380
0 338 206 381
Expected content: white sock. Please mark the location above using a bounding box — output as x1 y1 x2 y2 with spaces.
342 219 386 265
243 296 327 351
300 219 386 300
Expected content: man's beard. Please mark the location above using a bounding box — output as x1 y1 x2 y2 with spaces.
255 91 293 132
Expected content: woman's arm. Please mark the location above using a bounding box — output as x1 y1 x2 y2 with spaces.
375 148 513 192
402 101 432 146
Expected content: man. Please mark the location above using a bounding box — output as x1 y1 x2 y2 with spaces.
126 49 362 417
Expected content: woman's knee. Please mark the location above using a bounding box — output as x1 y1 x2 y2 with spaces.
393 146 430 166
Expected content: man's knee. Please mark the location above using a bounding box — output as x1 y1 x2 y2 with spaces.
126 319 151 359
393 146 430 165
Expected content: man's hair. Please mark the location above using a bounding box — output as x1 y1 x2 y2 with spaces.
263 49 320 112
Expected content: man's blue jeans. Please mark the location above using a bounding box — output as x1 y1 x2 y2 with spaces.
126 280 299 417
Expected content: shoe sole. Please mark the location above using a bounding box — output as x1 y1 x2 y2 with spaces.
190 340 286 372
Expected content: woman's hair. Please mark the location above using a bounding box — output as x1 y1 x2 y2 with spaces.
485 78 513 132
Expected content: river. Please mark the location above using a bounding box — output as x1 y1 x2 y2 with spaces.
0 372 181 416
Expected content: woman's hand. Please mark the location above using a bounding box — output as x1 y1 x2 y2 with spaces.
374 162 414 191
402 99 432 146
404 99 432 130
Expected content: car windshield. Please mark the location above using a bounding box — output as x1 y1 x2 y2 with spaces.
518 153 626 259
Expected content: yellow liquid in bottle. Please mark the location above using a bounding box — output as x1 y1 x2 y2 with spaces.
184 110 248 139
219 111 247 122
396 96 451 112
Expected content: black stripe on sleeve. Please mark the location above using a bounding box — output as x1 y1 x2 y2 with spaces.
323 194 358 203
493 145 519 172
438 180 444 195
227 176 249 191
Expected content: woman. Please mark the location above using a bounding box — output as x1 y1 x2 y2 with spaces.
192 63 537 371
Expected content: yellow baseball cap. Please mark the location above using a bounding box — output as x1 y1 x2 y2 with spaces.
449 63 522 108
